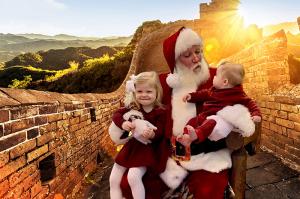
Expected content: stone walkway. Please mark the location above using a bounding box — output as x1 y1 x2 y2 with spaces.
82 150 300 199
245 151 299 199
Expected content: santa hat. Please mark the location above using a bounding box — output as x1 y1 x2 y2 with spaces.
163 27 203 72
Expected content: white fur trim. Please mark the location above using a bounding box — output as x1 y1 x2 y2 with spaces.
166 73 181 88
180 149 232 173
217 104 255 137
207 115 234 141
175 28 202 59
172 86 197 136
160 158 188 189
108 122 130 145
123 110 144 121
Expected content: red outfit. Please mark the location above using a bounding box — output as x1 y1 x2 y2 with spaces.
186 86 261 142
112 107 167 172
120 68 230 199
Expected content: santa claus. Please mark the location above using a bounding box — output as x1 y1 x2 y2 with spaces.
118 27 233 199
158 27 232 199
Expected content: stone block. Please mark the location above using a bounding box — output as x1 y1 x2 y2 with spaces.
8 163 37 188
27 145 48 163
288 113 300 122
22 170 40 192
35 116 48 126
0 151 9 168
0 156 26 182
27 128 39 139
0 110 9 123
275 118 294 129
0 179 9 197
37 132 55 146
10 118 35 135
0 132 26 152
30 181 43 198
47 114 63 123
10 107 38 120
10 139 36 159
39 105 58 115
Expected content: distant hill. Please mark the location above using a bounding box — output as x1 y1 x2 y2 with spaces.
263 22 299 36
0 37 131 52
17 33 105 41
5 46 121 70
0 33 31 44
0 33 132 62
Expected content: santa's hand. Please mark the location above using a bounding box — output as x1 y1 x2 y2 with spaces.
251 115 261 123
122 121 135 132
184 125 198 142
182 94 191 102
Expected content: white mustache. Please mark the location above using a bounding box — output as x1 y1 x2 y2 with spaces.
191 63 201 71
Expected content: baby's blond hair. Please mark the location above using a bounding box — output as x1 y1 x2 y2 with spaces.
218 62 245 86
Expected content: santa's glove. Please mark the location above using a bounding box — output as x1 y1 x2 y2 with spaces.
166 73 181 88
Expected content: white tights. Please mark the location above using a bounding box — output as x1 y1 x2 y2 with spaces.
109 163 146 199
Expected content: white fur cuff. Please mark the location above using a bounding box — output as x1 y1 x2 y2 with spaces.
207 115 234 141
166 73 181 88
217 104 255 137
160 158 188 189
108 121 130 145
180 149 232 173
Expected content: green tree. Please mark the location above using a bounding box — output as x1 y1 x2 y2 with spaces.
8 75 33 89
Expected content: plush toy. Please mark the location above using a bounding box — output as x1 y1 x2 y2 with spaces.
109 109 157 145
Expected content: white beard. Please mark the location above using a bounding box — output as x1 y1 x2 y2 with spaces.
171 57 210 136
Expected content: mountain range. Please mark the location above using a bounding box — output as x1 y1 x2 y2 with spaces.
0 33 132 62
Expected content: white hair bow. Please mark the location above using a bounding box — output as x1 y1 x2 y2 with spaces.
125 74 137 92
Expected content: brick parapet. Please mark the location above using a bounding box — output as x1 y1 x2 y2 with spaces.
0 82 128 198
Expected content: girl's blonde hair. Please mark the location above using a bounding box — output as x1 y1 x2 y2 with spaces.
124 71 163 109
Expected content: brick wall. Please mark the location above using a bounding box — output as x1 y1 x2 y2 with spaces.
225 30 300 171
0 87 125 198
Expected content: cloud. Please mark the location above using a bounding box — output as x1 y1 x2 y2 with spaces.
44 0 66 10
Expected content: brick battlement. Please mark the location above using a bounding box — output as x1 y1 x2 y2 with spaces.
0 70 136 198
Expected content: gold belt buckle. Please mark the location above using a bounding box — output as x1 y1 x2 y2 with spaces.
171 136 191 161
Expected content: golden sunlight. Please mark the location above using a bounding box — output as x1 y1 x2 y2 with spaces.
238 4 265 27
238 4 250 27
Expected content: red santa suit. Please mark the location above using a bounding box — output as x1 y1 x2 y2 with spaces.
186 86 261 142
158 27 232 199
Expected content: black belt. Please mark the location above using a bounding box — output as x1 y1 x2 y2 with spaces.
173 138 227 156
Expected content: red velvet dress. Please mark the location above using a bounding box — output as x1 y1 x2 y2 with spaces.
112 107 168 172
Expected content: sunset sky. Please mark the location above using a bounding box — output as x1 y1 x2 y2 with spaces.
0 0 299 37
